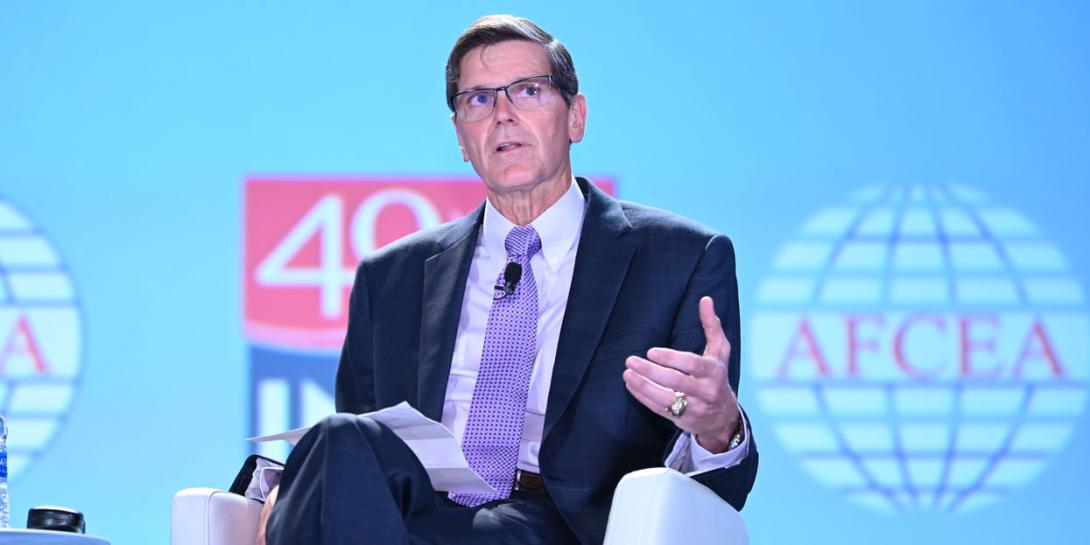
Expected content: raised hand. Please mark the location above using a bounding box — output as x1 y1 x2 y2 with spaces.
623 296 741 453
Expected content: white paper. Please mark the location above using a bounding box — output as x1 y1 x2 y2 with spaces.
248 402 497 495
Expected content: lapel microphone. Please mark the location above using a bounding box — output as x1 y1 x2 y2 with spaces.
494 262 523 298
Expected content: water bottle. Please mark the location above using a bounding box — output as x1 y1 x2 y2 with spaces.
0 415 8 528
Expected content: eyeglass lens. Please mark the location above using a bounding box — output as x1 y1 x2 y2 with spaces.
455 76 555 121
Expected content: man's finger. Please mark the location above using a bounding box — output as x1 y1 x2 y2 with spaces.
624 370 693 425
626 356 695 393
699 296 730 362
622 368 675 410
645 347 720 378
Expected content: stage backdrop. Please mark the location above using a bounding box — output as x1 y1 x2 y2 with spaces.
2 1 1088 543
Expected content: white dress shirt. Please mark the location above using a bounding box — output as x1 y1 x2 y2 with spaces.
441 179 749 475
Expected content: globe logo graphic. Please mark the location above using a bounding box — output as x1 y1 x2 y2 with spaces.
0 197 84 482
750 185 1088 513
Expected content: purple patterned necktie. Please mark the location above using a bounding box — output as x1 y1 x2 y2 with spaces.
450 225 542 507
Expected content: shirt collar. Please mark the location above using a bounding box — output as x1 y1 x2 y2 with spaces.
481 178 586 272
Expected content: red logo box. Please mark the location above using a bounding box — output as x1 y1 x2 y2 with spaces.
244 176 614 351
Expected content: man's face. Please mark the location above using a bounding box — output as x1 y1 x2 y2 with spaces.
453 40 586 197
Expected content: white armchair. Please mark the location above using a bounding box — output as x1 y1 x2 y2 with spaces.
171 467 748 545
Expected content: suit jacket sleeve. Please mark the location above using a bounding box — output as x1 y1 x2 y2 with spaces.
335 260 376 414
665 233 758 511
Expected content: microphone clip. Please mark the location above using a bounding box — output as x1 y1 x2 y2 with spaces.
494 282 517 298
493 262 523 300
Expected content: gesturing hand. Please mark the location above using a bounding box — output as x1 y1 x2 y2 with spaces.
622 296 741 453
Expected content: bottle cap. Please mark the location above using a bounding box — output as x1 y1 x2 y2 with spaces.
27 506 86 534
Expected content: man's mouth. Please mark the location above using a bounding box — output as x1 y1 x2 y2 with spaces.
495 141 524 153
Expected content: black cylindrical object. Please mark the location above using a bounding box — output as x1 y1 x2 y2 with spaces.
27 506 85 533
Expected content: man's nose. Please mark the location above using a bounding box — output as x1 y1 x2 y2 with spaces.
493 92 518 123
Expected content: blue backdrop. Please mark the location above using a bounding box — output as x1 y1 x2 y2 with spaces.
2 1 1088 543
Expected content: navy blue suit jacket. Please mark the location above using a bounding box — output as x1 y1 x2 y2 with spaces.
334 177 758 543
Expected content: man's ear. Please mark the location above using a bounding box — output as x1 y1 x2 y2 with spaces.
452 113 469 162
568 93 587 144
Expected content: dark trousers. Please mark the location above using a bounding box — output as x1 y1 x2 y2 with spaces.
266 413 579 545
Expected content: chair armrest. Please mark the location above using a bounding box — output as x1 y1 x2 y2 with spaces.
603 468 749 545
172 488 263 545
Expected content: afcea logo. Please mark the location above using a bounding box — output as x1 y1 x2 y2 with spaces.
751 185 1087 514
0 197 84 482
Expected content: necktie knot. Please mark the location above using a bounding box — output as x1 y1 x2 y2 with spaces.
505 226 542 259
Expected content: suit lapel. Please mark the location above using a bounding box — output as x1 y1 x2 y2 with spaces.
544 179 635 440
417 205 483 421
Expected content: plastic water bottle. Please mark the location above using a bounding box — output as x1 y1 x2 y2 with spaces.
0 415 8 528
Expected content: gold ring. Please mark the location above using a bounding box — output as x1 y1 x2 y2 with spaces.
666 391 688 418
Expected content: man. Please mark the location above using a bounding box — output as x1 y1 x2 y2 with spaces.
263 14 757 544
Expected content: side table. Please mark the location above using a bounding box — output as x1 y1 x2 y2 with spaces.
0 529 109 544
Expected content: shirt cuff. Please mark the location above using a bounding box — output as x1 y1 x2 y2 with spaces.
665 407 750 475
244 459 285 502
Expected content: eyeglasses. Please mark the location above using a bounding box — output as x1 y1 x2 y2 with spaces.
450 75 558 122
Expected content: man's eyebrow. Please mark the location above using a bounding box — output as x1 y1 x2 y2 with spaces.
459 84 495 93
